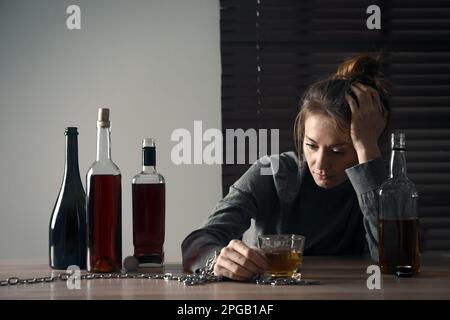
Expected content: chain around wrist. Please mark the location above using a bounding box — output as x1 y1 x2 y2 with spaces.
204 250 220 276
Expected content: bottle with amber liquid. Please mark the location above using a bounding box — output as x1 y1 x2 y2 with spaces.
86 108 122 273
49 127 86 270
132 138 165 266
379 132 420 276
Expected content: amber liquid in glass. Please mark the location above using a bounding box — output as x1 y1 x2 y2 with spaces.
265 250 303 277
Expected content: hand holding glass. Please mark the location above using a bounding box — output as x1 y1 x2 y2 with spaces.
258 234 305 279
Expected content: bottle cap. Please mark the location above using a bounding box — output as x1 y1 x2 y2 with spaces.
391 132 406 150
65 127 78 135
97 108 110 128
143 138 155 148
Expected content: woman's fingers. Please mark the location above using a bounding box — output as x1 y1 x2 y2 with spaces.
214 252 253 280
228 240 267 271
222 246 261 274
352 82 384 114
213 240 267 281
345 93 358 115
372 89 386 115
362 83 383 112
350 82 370 111
357 83 388 131
249 246 267 263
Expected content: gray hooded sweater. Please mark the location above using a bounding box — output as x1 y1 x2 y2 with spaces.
181 151 388 273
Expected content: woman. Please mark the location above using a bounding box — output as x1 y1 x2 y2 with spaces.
182 54 390 281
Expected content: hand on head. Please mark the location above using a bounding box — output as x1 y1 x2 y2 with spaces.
213 239 267 281
346 82 388 162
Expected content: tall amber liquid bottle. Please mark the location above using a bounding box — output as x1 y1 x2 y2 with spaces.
86 108 122 272
379 132 420 275
132 138 165 265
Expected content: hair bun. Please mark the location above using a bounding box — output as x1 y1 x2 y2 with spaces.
335 53 382 80
334 53 388 94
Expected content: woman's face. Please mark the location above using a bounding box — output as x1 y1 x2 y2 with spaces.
303 114 358 189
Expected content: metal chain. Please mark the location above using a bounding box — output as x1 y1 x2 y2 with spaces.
0 268 225 287
1 252 322 287
0 250 318 287
0 271 320 287
255 277 321 286
0 272 220 287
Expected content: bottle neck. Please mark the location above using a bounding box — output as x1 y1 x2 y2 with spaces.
390 148 407 178
142 147 156 173
96 126 111 161
64 134 81 181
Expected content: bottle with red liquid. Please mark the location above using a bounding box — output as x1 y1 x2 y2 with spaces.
132 138 165 266
86 108 122 273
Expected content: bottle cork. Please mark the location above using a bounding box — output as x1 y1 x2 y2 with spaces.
97 108 110 128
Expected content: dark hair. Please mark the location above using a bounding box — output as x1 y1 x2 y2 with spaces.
293 53 391 163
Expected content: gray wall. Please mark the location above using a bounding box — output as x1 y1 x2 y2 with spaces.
0 0 222 262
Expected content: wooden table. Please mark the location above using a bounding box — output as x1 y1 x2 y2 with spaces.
1 254 450 300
